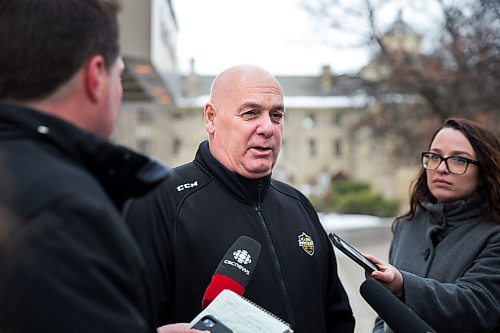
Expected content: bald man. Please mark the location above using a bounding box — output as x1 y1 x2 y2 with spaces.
125 65 355 332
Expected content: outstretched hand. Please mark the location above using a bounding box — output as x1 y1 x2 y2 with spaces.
363 254 405 298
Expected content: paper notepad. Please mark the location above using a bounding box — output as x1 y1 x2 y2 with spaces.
189 289 293 333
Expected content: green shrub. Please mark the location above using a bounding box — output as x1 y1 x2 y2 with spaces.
313 179 399 217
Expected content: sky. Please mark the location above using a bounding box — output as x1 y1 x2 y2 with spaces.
171 0 446 76
171 0 374 76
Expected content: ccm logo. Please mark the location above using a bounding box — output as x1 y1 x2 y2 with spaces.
176 181 198 192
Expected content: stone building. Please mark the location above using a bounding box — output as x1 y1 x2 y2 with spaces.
112 0 179 164
171 65 368 193
113 4 423 208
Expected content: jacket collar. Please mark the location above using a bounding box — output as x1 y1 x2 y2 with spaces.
194 140 271 205
0 100 170 209
423 194 485 227
421 194 486 243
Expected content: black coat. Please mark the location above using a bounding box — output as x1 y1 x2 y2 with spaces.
0 101 169 332
125 141 355 333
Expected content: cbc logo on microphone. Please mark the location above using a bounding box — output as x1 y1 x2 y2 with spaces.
233 249 252 264
223 249 252 275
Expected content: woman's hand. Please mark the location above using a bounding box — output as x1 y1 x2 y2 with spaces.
363 254 405 298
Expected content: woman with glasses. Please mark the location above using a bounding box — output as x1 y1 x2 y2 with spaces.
365 118 500 333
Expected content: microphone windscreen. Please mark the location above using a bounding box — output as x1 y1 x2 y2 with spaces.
214 235 261 287
202 236 261 309
359 278 436 333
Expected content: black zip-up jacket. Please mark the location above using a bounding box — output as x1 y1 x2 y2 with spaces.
0 101 169 332
125 141 355 333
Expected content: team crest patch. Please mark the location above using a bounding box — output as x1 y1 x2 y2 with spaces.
298 232 315 256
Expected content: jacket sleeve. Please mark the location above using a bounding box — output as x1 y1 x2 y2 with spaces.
0 196 152 333
324 233 356 332
391 225 500 332
371 225 399 333
123 187 176 326
296 193 355 333
400 231 500 333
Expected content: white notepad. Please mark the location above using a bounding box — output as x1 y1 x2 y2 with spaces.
189 289 293 333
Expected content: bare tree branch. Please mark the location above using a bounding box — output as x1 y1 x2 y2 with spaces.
303 0 499 162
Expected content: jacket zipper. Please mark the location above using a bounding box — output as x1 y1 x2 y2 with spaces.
254 180 296 328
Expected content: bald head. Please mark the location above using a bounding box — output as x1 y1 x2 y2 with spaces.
209 65 283 106
204 65 285 179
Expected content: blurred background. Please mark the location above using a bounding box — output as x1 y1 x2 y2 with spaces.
112 1 498 331
114 0 498 217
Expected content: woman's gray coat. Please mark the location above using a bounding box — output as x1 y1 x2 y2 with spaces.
374 195 500 333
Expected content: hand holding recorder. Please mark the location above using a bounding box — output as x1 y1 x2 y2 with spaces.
328 232 405 298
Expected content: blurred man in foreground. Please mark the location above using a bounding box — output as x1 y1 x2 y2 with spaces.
0 1 201 332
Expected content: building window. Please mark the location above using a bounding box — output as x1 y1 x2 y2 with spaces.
308 139 316 156
333 139 342 156
332 113 342 126
172 112 183 120
137 138 152 155
173 137 181 155
137 108 153 124
280 139 286 159
303 113 316 129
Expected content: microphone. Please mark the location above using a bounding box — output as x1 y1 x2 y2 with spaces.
202 236 261 309
359 278 436 333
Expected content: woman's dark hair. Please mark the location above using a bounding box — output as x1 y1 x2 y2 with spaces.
396 118 500 227
0 0 122 101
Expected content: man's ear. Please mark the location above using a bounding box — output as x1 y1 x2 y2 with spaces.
84 55 107 103
204 101 217 134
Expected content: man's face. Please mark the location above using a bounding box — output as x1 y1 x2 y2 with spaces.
206 71 285 179
99 57 124 138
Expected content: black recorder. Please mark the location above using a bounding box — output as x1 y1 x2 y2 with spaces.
328 232 378 273
191 315 233 333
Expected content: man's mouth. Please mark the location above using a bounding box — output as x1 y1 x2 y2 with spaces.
253 147 271 151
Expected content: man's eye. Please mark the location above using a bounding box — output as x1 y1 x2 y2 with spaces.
242 110 257 117
271 113 284 121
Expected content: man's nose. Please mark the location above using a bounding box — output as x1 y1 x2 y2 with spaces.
257 115 275 137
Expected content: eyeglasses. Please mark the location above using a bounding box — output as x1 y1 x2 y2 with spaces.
421 151 479 175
